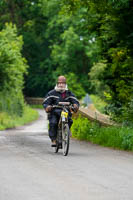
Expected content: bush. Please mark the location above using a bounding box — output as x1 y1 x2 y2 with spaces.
0 106 38 130
71 115 133 151
0 23 28 117
105 98 133 126
0 91 25 117
90 94 107 113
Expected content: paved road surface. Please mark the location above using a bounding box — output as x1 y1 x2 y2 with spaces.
0 109 133 200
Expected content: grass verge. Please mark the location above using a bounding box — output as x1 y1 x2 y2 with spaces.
0 105 39 130
71 115 133 151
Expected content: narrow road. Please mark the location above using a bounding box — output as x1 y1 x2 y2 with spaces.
0 109 133 200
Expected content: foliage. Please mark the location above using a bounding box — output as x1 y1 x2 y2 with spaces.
90 95 107 113
0 23 28 116
71 115 133 151
0 91 25 117
121 98 133 126
0 23 28 92
66 73 86 99
48 3 94 94
89 61 108 97
105 97 133 126
0 0 56 97
0 106 38 130
61 0 133 123
0 0 94 97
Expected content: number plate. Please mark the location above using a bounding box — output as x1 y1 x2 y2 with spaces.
62 116 66 122
61 111 68 121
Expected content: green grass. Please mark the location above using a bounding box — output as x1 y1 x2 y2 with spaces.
30 104 44 109
0 105 39 130
90 95 107 113
71 115 133 151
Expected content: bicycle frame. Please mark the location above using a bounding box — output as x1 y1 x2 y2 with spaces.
53 102 72 156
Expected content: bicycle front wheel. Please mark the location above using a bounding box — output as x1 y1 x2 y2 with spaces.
62 123 70 156
54 130 60 153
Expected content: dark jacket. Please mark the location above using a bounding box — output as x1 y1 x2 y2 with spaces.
43 89 79 109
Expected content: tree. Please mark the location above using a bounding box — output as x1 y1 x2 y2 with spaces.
61 0 133 109
0 0 56 97
0 23 28 116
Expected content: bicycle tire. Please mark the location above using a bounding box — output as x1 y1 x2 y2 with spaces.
62 123 70 156
54 129 62 153
54 130 59 153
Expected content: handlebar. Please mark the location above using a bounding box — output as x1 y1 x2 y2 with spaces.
52 103 74 112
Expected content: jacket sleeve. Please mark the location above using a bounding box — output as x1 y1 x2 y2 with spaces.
42 92 53 109
66 91 80 108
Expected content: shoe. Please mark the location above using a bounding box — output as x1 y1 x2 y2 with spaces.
51 140 56 147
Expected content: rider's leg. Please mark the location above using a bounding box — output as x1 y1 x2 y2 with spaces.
68 117 73 128
68 117 73 136
49 114 59 141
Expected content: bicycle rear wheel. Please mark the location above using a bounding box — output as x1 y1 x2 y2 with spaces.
62 123 70 156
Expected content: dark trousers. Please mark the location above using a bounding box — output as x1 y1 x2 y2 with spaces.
48 109 73 141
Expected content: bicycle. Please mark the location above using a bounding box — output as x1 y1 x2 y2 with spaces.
52 102 74 156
